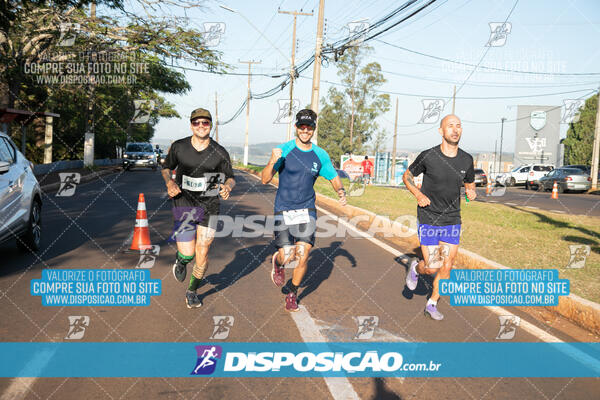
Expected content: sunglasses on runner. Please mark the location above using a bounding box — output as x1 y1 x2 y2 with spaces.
297 125 315 132
191 119 211 127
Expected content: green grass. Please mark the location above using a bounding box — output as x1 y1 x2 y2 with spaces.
236 165 600 303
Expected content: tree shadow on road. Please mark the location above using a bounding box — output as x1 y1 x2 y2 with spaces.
297 241 357 302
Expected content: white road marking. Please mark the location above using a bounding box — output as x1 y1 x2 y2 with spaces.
1 347 57 400
506 202 517 206
290 306 360 400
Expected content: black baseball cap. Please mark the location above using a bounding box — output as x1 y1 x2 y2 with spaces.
190 108 212 121
295 109 317 128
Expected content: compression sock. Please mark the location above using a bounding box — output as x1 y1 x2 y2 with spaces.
177 251 194 264
188 276 202 292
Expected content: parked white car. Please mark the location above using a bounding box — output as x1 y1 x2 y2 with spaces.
0 132 42 251
496 164 554 188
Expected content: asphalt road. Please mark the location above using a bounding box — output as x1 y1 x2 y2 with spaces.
0 169 598 399
473 185 600 217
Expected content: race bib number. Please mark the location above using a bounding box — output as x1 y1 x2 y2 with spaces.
181 175 207 191
181 173 225 196
283 208 310 225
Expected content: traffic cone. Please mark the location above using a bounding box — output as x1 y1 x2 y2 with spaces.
551 181 559 200
486 181 492 195
130 193 152 250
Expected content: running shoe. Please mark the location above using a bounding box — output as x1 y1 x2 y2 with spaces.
172 258 187 282
271 252 285 287
285 292 299 312
424 303 444 320
405 258 419 291
186 291 202 308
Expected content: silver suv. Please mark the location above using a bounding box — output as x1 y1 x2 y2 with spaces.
123 142 158 170
0 132 42 251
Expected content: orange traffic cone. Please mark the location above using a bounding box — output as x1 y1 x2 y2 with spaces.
130 193 152 250
551 181 559 200
486 181 492 195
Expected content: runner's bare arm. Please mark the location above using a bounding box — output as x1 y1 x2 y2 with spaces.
329 175 347 206
465 181 477 201
219 177 236 200
261 148 282 184
161 168 181 197
403 170 430 207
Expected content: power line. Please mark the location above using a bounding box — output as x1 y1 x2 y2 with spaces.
376 40 600 77
302 75 596 100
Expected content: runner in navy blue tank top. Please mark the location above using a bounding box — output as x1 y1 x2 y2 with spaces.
261 109 347 312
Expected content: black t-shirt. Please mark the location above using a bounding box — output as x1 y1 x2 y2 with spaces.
408 145 475 226
163 137 234 206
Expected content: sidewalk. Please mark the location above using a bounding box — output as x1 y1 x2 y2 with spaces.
35 165 121 192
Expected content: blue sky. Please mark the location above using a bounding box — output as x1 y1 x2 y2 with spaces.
149 0 600 153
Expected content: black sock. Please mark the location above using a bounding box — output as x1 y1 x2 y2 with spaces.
289 282 299 294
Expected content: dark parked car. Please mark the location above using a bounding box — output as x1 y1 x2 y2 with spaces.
538 168 591 193
473 169 488 187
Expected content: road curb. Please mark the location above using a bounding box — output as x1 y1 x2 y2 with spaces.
237 167 600 336
39 168 120 193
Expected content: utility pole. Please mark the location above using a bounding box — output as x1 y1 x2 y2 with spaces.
452 85 456 114
240 60 261 166
279 9 312 141
592 87 600 190
493 139 497 179
391 97 398 184
214 92 219 143
350 64 356 152
499 117 506 174
310 0 325 144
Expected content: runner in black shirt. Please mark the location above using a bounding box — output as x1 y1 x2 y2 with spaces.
161 108 235 308
403 114 476 320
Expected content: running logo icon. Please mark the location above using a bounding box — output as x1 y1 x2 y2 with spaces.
136 245 160 269
418 99 445 124
566 245 590 269
348 179 366 197
496 315 520 340
202 22 226 47
346 21 369 46
353 316 379 339
131 100 155 124
561 99 585 124
426 244 449 269
210 316 234 340
56 172 81 197
274 99 300 124
191 345 222 375
65 316 89 340
486 22 511 47
57 23 80 46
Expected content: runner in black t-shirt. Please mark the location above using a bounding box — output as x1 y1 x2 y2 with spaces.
403 114 476 320
161 108 235 308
